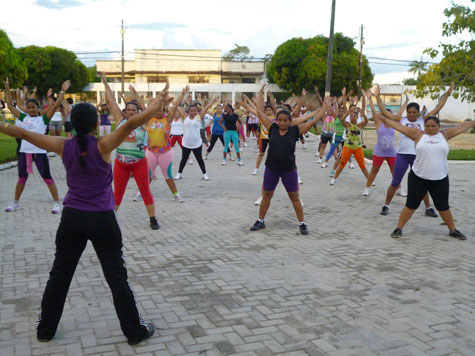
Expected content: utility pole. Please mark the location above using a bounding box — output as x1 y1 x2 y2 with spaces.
358 24 364 98
324 0 336 97
121 19 125 103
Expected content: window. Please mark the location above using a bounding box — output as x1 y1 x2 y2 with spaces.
242 78 256 84
188 76 210 83
147 76 168 83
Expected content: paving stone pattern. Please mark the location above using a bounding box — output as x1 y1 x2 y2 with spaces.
1 136 474 356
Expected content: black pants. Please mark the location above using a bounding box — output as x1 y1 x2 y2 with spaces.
36 208 148 342
179 146 206 174
406 170 450 211
207 134 230 154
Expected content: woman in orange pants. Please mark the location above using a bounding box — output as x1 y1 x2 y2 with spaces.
330 90 369 185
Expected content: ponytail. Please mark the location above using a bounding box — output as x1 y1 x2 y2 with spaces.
70 103 99 168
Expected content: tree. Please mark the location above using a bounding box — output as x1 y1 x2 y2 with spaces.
414 3 474 102
267 33 373 96
403 78 418 85
223 44 252 61
18 45 88 97
87 65 100 83
0 29 28 89
408 57 428 77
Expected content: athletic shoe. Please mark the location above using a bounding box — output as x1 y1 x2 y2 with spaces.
254 196 262 206
298 176 303 184
37 335 53 343
244 143 248 147
321 162 328 168
391 228 402 238
317 158 322 164
349 163 355 169
396 188 407 197
150 218 160 230
202 173 210 181
188 159 193 165
449 229 466 240
362 144 367 149
221 160 227 166
237 161 244 166
252 168 259 175
330 178 335 185
363 187 370 196
302 144 306 149
204 154 208 160
380 206 389 215
330 170 335 177
230 156 235 161
371 182 376 186
127 323 155 346
314 152 319 156
299 223 309 235
173 193 184 203
250 220 265 231
133 192 143 202
174 173 183 180
51 203 62 214
425 208 438 218
5 202 20 212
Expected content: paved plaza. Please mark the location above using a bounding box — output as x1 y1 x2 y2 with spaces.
0 135 474 356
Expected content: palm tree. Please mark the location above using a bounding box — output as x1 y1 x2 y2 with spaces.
408 57 428 77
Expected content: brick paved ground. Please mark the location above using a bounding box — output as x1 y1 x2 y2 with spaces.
1 135 474 356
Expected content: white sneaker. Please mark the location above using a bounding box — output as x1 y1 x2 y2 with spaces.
349 163 355 169
254 196 262 206
188 159 193 165
363 187 370 196
396 188 407 197
330 178 336 185
321 162 328 168
230 156 235 161
371 182 376 186
5 202 20 212
202 173 210 181
244 143 248 147
317 158 322 164
222 160 227 166
204 154 208 160
173 193 184 203
174 173 183 180
314 152 319 156
133 192 143 202
298 176 303 184
252 168 259 175
302 144 306 149
237 161 244 166
51 202 62 214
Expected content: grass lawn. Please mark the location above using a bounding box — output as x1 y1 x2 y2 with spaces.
0 136 18 163
364 149 475 161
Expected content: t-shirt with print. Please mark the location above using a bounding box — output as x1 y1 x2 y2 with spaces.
265 123 300 172
16 112 50 154
146 117 171 153
259 116 274 139
344 123 363 149
223 113 239 130
115 119 146 161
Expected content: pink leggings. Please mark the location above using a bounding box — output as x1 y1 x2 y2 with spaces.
113 158 154 206
146 149 174 179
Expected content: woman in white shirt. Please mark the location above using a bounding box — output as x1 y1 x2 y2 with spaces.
382 116 475 240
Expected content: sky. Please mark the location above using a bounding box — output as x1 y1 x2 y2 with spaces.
1 0 473 84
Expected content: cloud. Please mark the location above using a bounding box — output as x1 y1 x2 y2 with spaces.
35 0 82 9
128 21 187 31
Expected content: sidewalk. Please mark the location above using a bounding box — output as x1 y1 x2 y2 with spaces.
0 136 474 355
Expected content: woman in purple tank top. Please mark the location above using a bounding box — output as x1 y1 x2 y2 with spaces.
0 74 169 346
362 89 408 196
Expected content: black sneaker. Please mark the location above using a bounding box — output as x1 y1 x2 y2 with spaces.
37 335 53 342
150 218 160 230
299 223 308 235
380 206 389 215
449 229 467 240
391 228 402 238
250 220 265 231
425 208 438 218
128 322 155 346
